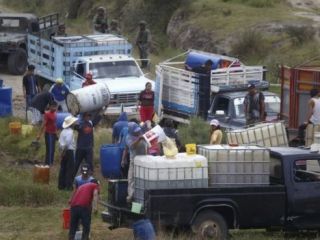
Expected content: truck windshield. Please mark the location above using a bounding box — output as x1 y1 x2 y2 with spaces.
0 17 28 32
234 95 281 118
89 61 142 79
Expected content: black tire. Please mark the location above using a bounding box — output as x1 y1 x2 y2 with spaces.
7 48 27 75
192 210 228 240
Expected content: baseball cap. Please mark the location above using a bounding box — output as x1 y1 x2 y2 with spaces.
248 83 255 89
81 164 89 174
210 119 220 126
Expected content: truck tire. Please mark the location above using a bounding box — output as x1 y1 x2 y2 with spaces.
7 48 27 75
192 210 228 240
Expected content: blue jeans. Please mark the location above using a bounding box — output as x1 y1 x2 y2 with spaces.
45 132 56 165
69 206 91 240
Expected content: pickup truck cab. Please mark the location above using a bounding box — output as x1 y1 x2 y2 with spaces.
102 147 320 239
208 91 280 129
71 54 152 115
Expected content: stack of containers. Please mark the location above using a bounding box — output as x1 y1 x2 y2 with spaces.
197 145 270 186
134 153 208 205
226 121 288 147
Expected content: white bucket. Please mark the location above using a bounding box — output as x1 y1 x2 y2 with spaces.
66 83 110 116
142 125 166 147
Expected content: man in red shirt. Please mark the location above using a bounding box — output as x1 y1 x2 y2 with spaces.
37 101 58 165
82 73 96 88
138 82 154 122
69 178 100 240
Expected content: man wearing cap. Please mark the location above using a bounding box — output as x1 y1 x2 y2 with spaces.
93 7 108 33
209 119 223 145
135 20 151 68
243 84 265 125
121 122 148 203
49 78 70 112
23 64 40 124
74 164 94 190
82 73 96 88
58 115 78 190
69 178 100 240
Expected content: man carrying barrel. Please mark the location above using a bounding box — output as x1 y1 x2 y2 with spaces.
74 112 101 175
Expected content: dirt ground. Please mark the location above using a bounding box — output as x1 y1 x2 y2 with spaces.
0 67 26 119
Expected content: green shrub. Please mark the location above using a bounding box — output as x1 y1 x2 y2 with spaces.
178 117 210 146
285 25 315 46
220 0 279 8
231 29 270 60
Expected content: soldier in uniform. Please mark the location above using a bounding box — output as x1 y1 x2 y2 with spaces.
93 7 108 33
135 20 151 68
108 19 121 35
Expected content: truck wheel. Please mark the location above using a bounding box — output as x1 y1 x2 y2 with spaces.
192 210 228 240
7 48 27 75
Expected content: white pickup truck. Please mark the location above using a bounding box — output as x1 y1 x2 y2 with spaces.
27 33 152 116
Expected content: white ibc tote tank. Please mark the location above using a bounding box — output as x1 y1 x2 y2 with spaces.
66 83 111 116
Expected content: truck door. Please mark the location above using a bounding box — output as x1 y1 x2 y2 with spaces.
287 158 320 227
70 62 85 90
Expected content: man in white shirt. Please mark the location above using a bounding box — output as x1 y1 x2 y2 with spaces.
58 115 78 190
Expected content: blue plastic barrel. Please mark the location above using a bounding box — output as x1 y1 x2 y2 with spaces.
185 51 221 70
133 219 156 240
56 112 71 129
0 87 12 117
100 144 124 179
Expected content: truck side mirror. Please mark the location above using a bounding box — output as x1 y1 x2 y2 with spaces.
31 22 40 32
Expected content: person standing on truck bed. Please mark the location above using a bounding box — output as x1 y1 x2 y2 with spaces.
243 84 265 125
93 7 108 34
23 64 40 125
192 59 213 120
138 82 154 122
121 122 148 203
49 78 70 112
135 20 151 69
55 23 67 37
297 88 320 143
209 119 223 144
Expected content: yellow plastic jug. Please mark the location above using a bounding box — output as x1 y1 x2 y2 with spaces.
185 143 196 155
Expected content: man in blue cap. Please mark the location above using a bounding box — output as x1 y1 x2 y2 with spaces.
121 122 148 203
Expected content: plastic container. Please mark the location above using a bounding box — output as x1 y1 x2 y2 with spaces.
66 83 110 116
0 87 12 117
33 165 50 184
56 112 72 129
133 219 156 240
62 208 70 229
185 51 221 70
9 121 21 135
198 145 270 186
185 143 196 155
21 124 33 136
107 179 128 206
142 125 166 147
100 144 124 179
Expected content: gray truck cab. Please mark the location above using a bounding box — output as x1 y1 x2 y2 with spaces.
208 91 280 129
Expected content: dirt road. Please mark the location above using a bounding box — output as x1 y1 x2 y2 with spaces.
0 68 26 119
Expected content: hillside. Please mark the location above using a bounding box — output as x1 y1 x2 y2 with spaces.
3 0 320 82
